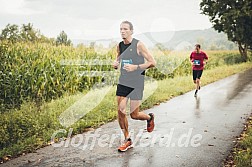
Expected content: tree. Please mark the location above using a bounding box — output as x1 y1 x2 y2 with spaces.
56 31 72 46
0 23 53 44
20 23 38 42
0 24 20 43
200 0 252 61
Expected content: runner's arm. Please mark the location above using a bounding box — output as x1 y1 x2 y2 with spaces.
137 41 156 70
204 52 209 65
116 44 120 61
113 44 120 69
190 53 194 65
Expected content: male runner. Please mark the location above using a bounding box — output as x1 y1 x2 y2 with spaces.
190 44 208 96
113 21 156 152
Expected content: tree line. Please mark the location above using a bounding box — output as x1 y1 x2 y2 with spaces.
0 23 72 46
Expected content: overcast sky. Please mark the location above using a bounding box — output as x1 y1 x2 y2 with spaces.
0 0 212 40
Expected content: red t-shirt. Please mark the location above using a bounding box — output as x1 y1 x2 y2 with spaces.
190 51 208 70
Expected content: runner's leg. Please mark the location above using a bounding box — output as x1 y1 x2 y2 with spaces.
196 70 203 90
196 78 200 90
129 100 150 120
130 100 154 132
117 96 129 139
193 70 198 96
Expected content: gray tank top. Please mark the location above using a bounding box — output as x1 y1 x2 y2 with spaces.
118 38 145 89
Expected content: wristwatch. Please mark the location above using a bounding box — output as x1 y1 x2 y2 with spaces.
137 65 141 70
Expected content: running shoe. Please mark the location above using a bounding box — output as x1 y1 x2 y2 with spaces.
118 138 133 152
194 90 198 97
147 113 155 132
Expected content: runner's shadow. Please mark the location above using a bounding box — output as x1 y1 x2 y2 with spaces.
194 96 201 118
121 147 154 167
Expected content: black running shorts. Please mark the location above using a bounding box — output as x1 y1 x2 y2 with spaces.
193 70 203 80
116 84 143 100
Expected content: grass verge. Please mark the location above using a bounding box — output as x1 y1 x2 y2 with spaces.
224 116 252 167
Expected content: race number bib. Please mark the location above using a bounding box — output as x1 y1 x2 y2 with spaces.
194 60 200 65
121 59 133 67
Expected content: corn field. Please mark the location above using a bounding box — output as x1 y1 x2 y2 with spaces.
0 41 242 112
0 41 121 111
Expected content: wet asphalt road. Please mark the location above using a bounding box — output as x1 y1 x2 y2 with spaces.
2 69 252 167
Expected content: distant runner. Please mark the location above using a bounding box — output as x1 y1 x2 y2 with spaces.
190 44 208 96
113 21 156 152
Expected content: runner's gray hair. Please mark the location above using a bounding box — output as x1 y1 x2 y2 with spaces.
121 21 134 30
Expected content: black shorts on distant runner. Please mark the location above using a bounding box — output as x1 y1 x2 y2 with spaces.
193 70 203 80
116 84 143 100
